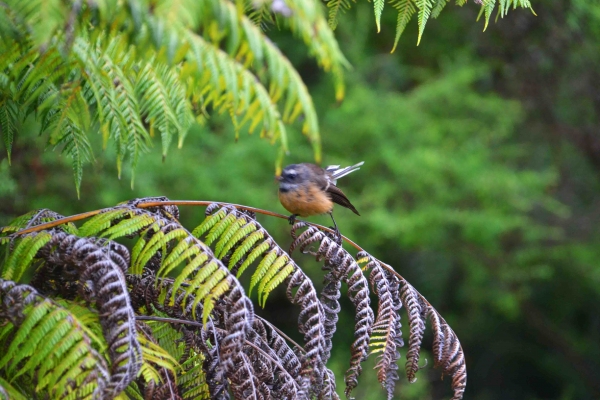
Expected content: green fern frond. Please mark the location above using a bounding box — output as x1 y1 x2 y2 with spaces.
431 0 450 18
0 99 18 165
374 0 386 32
214 217 248 257
245 0 275 30
0 376 28 400
1 232 52 281
257 260 294 307
203 212 238 246
284 0 349 109
228 230 265 270
144 319 186 361
101 214 156 240
43 86 93 197
123 385 145 400
325 0 354 31
179 352 210 400
481 0 496 31
236 239 271 278
159 240 201 278
138 333 181 378
248 249 278 297
192 208 228 238
0 283 109 399
216 222 258 259
136 61 193 156
390 0 417 52
54 300 107 353
78 209 135 237
261 263 295 306
133 229 189 274
163 251 208 284
415 0 434 45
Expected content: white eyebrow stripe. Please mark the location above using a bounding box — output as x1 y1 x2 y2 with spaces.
286 169 297 175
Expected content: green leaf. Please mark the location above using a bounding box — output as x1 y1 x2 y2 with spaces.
374 0 385 32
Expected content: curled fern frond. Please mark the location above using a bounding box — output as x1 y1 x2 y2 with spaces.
289 223 375 397
0 280 110 399
198 204 329 392
1 199 467 398
76 199 255 377
36 233 142 398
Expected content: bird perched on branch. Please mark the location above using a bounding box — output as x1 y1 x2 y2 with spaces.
277 162 363 231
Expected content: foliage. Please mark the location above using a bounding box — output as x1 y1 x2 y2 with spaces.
3 0 600 399
0 198 466 399
0 0 536 195
325 0 535 49
0 0 348 193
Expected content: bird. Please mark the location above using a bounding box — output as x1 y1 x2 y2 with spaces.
276 162 364 232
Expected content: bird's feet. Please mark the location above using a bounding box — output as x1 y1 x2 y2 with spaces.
288 214 298 225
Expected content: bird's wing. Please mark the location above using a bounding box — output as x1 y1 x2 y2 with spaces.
326 184 360 215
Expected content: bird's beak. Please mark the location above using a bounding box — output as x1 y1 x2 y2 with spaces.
275 175 281 182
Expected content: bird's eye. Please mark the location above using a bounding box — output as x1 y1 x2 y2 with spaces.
284 169 297 179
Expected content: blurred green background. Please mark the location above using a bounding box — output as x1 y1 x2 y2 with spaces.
2 1 600 399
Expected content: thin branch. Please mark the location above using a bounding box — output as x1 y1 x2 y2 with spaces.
13 209 106 235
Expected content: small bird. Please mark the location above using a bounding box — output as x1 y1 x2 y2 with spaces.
277 162 364 231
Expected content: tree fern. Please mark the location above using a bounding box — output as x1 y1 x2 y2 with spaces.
0 281 110 399
0 0 347 187
0 197 468 399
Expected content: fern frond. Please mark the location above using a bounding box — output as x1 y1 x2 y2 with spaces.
324 0 354 30
0 280 110 399
0 376 28 400
36 233 143 397
2 199 468 398
43 85 93 196
137 327 181 381
359 253 403 399
78 209 135 237
415 0 434 45
179 351 210 400
198 204 328 391
1 232 52 281
284 0 349 106
431 0 450 18
374 0 386 32
0 98 18 164
390 0 417 53
481 0 496 31
82 199 255 376
290 223 374 397
135 61 193 157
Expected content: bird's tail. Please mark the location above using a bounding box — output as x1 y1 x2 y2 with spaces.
326 161 364 184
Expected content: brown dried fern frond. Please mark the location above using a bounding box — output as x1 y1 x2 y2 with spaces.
36 232 143 397
360 253 467 400
290 222 375 397
290 223 467 400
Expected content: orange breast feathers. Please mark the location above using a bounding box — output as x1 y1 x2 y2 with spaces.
278 184 333 217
